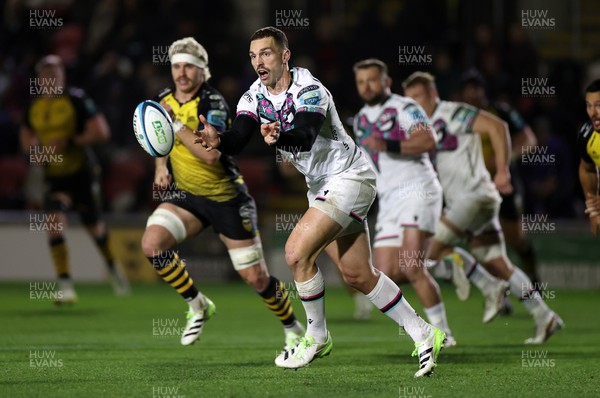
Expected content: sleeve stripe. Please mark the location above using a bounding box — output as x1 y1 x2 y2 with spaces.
466 109 479 133
296 106 326 116
236 110 259 121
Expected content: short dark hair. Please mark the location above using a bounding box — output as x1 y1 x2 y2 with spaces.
250 26 289 50
353 58 389 76
460 68 486 89
585 79 600 94
402 71 435 90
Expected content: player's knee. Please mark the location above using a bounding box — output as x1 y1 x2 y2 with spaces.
284 246 310 270
240 267 269 291
342 270 370 291
400 263 424 279
45 197 69 213
141 231 170 258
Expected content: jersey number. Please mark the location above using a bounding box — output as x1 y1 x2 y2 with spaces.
433 119 458 151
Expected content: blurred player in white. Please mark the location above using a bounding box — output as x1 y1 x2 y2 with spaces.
141 37 304 349
196 27 445 377
461 69 541 291
404 72 563 344
352 58 457 345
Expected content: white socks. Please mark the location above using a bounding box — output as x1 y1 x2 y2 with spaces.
186 293 206 314
366 273 431 342
284 320 305 335
424 302 451 337
295 268 327 343
450 247 500 294
508 267 550 320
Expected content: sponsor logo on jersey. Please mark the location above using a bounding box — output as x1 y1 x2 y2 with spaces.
297 85 319 98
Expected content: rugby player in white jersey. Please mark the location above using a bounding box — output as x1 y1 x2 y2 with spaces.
404 72 563 344
195 27 445 377
352 58 457 346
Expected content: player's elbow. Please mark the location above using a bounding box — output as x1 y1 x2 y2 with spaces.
202 152 221 165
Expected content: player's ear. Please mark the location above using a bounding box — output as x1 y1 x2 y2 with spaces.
282 48 291 64
386 76 392 88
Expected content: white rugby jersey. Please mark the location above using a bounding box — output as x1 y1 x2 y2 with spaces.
236 67 364 184
429 100 498 204
354 94 438 193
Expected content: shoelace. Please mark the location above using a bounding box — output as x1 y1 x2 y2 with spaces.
283 337 311 361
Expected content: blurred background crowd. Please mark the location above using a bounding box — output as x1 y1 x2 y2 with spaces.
1 0 599 220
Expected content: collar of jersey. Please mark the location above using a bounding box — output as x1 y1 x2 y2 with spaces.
260 67 296 95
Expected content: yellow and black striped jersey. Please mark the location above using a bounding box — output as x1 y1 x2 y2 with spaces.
156 84 245 202
24 87 97 177
578 122 600 167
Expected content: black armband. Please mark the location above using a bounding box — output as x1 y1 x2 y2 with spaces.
385 139 401 153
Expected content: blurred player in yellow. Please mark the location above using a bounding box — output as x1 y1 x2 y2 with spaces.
578 79 600 235
141 37 304 347
20 55 129 304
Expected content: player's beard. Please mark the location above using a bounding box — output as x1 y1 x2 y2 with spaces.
364 91 387 106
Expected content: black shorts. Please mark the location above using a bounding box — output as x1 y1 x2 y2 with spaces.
499 169 524 221
499 190 519 221
44 167 103 225
166 190 258 240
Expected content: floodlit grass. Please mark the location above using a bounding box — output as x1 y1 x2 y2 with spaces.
2 282 598 397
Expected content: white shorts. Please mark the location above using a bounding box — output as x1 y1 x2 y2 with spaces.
374 177 443 248
444 190 502 236
307 162 376 236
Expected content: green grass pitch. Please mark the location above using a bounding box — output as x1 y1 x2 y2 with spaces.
1 282 599 398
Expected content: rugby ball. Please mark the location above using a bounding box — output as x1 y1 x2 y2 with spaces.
133 100 175 157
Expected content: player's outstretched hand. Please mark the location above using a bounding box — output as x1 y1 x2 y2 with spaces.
584 193 600 236
194 114 220 151
494 170 513 195
261 121 280 146
584 192 600 216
